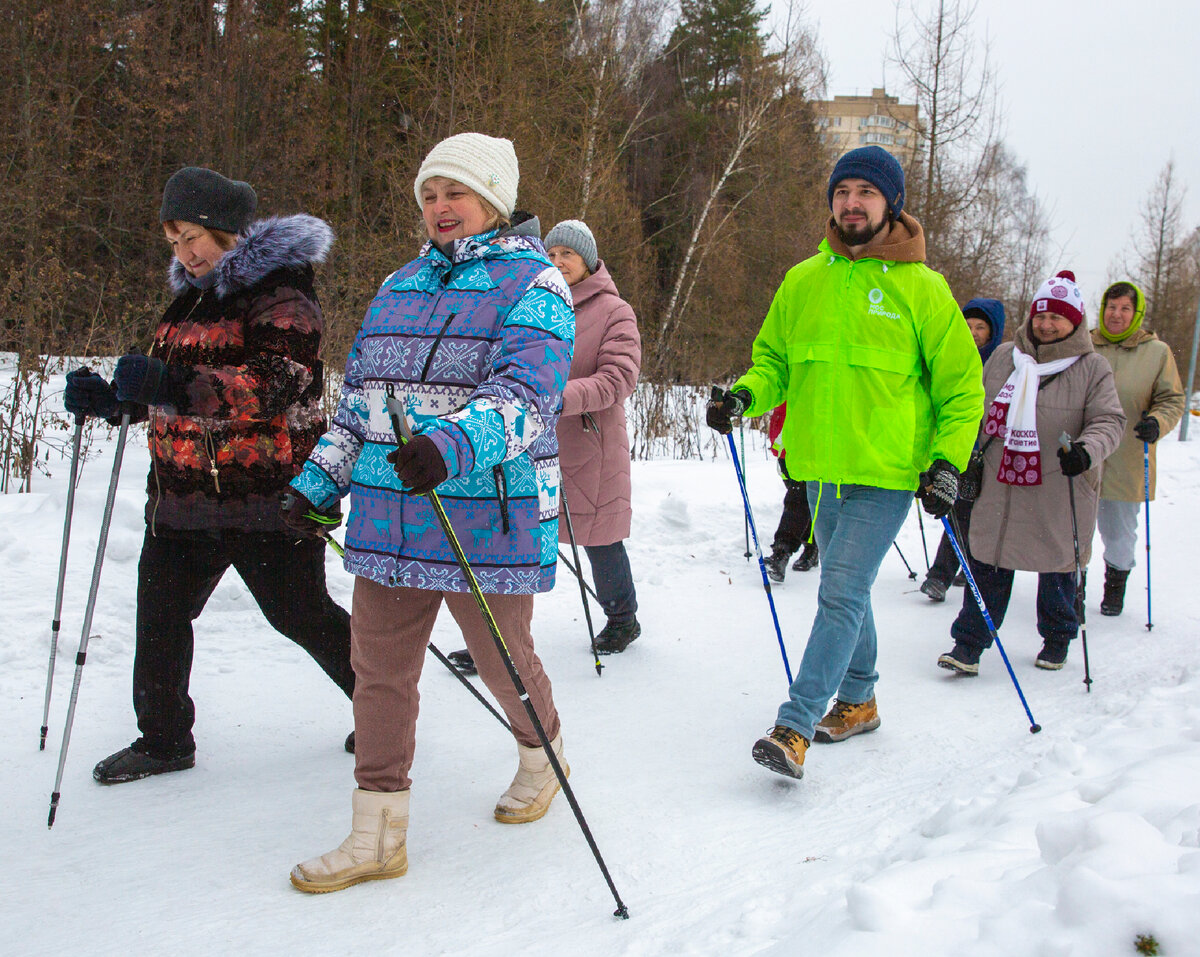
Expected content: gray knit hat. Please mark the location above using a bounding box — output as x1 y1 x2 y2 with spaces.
160 167 257 233
414 133 519 220
544 220 598 271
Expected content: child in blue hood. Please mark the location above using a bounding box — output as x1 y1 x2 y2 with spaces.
920 297 1005 601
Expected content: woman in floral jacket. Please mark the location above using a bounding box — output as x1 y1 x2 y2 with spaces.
65 167 353 785
285 133 575 894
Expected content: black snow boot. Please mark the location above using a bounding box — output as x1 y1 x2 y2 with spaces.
1035 640 1070 670
596 617 641 654
1100 564 1130 617
93 741 195 785
920 576 948 602
937 642 981 675
345 731 356 754
763 547 792 583
791 542 820 572
447 648 477 675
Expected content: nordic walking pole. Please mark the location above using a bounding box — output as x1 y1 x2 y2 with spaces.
942 512 1042 733
716 398 792 684
282 493 515 733
48 410 133 827
916 508 931 572
892 541 917 580
40 413 85 751
740 422 751 560
558 549 600 603
1059 433 1093 693
560 491 602 675
385 391 628 919
1144 440 1153 631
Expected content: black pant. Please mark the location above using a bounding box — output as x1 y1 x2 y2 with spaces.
133 529 353 756
950 558 1077 652
926 498 974 585
583 541 638 623
771 463 812 555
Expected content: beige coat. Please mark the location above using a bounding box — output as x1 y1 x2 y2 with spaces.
969 322 1126 573
556 262 641 546
1091 327 1184 502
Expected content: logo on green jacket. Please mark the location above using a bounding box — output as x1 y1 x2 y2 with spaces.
867 287 902 320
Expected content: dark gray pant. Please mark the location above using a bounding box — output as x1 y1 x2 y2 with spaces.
583 541 638 623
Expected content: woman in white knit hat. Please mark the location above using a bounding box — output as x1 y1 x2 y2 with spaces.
285 132 575 893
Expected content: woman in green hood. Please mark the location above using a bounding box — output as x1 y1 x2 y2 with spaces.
1091 280 1185 616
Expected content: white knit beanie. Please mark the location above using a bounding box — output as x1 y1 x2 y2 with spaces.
413 133 519 220
544 220 599 271
1029 269 1086 328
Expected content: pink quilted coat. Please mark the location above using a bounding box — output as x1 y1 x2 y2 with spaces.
556 261 641 546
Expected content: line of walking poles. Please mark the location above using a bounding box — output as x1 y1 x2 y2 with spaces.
37 394 628 919
717 405 1160 736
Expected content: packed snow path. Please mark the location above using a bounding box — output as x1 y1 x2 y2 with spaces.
2 416 1199 955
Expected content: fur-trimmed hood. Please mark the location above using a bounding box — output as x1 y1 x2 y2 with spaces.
168 214 334 298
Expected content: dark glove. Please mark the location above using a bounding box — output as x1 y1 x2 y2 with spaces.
64 367 118 420
1133 412 1160 444
705 387 751 434
385 435 448 494
1057 442 1091 477
917 459 959 518
280 490 342 536
113 353 169 406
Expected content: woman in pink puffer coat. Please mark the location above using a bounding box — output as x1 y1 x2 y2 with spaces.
546 220 643 654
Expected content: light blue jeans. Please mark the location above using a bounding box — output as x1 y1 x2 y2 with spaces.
776 483 913 740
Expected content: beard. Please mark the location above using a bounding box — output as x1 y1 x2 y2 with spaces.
834 214 888 248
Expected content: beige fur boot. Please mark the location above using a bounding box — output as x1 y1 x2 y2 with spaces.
493 732 568 824
291 788 409 893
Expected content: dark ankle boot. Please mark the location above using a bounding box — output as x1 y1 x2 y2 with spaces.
1100 564 1130 616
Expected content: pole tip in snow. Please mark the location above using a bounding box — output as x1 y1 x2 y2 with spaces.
47 794 60 828
39 726 47 751
1029 724 1042 734
614 904 630 920
594 660 604 676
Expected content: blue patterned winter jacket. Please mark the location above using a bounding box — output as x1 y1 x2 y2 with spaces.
291 228 574 594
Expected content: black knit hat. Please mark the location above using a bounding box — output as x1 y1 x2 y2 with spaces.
827 146 906 218
159 167 257 233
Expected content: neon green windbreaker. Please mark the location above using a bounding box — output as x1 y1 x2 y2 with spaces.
734 215 984 492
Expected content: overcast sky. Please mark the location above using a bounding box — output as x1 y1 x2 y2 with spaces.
792 0 1199 317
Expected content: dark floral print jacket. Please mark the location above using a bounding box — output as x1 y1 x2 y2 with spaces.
141 214 334 534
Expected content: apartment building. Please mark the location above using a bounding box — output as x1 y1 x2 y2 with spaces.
814 88 920 168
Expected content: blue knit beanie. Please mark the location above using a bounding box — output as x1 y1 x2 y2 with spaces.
827 146 905 218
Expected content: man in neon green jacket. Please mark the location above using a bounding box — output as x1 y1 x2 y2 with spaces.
706 146 984 780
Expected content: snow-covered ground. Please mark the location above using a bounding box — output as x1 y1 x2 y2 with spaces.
3 380 1199 956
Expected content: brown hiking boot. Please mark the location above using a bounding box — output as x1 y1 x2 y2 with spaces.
751 725 809 779
814 697 881 743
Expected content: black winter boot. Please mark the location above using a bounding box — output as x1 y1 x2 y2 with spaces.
920 576 948 602
93 741 195 785
596 617 641 654
447 649 477 675
791 542 820 572
763 547 793 583
1100 564 1130 617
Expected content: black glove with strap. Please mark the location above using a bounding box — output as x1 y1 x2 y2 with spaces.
1133 412 1160 444
64 367 118 420
1057 441 1091 477
113 352 170 406
280 490 342 537
706 387 750 435
917 459 959 518
385 435 448 495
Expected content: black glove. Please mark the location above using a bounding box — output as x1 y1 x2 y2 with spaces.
113 353 170 406
1133 412 1160 444
64 367 118 420
280 490 342 536
705 387 750 434
917 459 959 518
1057 442 1091 477
385 435 448 494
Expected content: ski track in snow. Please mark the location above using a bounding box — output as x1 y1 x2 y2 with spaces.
3 385 1200 956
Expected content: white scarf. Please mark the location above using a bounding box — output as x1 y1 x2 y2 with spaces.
982 346 1079 486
